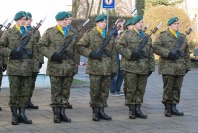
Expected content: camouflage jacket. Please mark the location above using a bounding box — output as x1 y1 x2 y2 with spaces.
116 29 155 74
37 26 79 76
153 29 190 75
0 30 5 67
29 26 44 64
77 27 117 75
0 25 39 76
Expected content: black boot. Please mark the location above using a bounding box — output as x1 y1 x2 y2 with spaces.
65 101 72 109
135 104 147 119
92 107 99 121
53 107 61 123
164 103 172 117
11 106 18 125
129 104 136 119
0 107 2 111
60 107 71 122
98 107 112 121
18 107 32 124
27 100 38 109
171 103 184 116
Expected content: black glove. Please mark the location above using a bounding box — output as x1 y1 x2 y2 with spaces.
89 51 102 60
10 50 22 59
111 73 117 80
185 69 190 74
32 72 38 78
39 63 42 69
2 64 7 72
51 52 62 63
131 51 141 60
148 71 152 77
168 52 177 61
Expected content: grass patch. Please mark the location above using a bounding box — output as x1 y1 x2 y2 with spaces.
72 78 87 84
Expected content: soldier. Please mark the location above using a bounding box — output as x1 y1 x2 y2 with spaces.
116 16 155 119
37 11 79 123
62 12 79 109
0 11 39 125
77 14 117 121
153 17 190 117
25 12 43 109
0 26 7 111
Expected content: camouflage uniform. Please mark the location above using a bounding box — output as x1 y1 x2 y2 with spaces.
77 27 116 107
37 26 78 107
116 29 155 119
0 30 5 88
153 29 190 116
0 25 39 108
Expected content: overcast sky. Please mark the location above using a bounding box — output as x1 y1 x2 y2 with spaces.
0 0 72 34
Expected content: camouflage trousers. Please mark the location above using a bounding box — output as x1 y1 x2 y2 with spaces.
124 72 148 105
50 76 73 107
162 74 184 104
30 72 38 98
123 71 127 97
8 76 31 107
89 74 111 107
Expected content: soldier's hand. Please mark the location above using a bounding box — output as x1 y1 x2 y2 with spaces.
130 51 141 60
51 52 63 63
39 63 42 69
148 71 152 77
89 51 102 60
10 50 22 59
2 64 7 72
168 52 177 61
185 69 190 74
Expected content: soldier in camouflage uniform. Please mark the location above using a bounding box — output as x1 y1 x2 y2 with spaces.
153 17 190 117
116 16 155 119
0 11 39 125
25 12 43 109
77 14 117 121
62 12 80 109
0 27 6 111
37 11 78 123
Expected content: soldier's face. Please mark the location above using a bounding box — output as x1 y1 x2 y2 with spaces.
170 22 179 31
127 25 134 30
56 18 67 27
65 17 72 26
96 21 107 30
134 20 143 30
25 18 32 26
16 17 26 26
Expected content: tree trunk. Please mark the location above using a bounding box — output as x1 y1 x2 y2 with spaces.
72 0 80 18
88 0 94 18
86 0 90 18
97 0 102 15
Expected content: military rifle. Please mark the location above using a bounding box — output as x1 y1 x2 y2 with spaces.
56 19 90 58
0 19 8 31
131 22 162 60
3 19 14 32
95 19 125 61
170 26 194 60
143 23 150 32
14 17 46 59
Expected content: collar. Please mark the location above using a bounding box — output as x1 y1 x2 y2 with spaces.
56 24 65 35
169 28 179 38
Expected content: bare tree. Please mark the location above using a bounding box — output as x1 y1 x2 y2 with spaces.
88 0 94 17
97 0 102 15
72 0 80 18
86 0 90 18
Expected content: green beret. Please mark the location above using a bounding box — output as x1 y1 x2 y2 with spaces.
126 19 133 26
132 15 143 25
26 12 32 20
95 14 107 22
14 11 26 21
167 17 179 26
66 12 72 18
55 11 67 20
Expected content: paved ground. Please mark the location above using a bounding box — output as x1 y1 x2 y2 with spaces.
0 65 198 133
